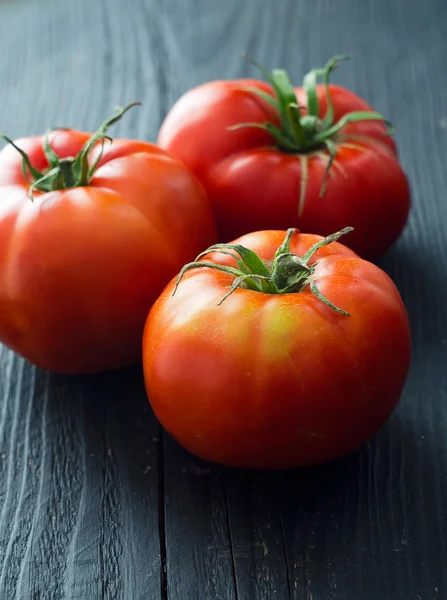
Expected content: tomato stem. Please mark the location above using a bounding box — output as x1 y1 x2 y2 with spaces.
173 227 354 315
0 102 141 200
59 158 76 188
234 54 393 211
237 54 391 153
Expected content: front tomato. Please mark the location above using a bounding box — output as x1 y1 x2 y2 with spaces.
143 228 410 469
158 55 410 260
0 104 216 374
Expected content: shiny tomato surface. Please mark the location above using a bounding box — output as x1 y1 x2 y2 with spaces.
143 229 410 469
0 130 216 373
158 77 410 260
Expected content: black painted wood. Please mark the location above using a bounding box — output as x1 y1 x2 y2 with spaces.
0 0 446 598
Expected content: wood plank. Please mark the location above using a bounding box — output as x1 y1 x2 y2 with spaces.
158 2 295 596
225 472 291 600
0 350 162 599
163 442 237 600
0 1 164 597
159 0 447 599
0 0 447 598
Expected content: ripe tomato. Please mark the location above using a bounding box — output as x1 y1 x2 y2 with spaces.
143 228 410 469
158 55 410 260
0 104 216 374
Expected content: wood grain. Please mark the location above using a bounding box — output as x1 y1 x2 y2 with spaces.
1 0 447 598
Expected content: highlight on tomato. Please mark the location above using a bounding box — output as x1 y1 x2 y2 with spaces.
0 103 216 374
158 54 411 260
143 228 410 470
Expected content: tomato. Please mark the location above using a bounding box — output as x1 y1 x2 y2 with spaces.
0 104 216 374
143 228 410 470
158 55 410 260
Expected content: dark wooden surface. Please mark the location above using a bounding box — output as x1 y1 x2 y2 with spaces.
0 0 446 598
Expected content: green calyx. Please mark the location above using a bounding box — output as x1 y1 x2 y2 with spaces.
173 227 354 316
232 54 392 155
0 102 140 200
230 55 392 212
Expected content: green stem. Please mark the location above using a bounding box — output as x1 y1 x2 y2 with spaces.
308 280 349 316
238 53 392 155
274 227 296 258
285 103 307 147
217 274 278 305
173 262 243 297
228 122 299 152
28 167 59 200
73 102 140 186
303 67 320 117
43 130 60 169
235 54 394 211
59 159 76 188
301 227 354 263
271 69 300 138
173 227 353 316
0 135 44 184
320 54 349 128
270 253 310 290
0 102 140 199
314 111 392 143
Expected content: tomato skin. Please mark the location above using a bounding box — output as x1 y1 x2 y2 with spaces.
158 80 410 260
0 131 216 374
143 230 410 470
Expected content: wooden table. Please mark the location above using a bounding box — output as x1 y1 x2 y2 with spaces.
0 0 446 598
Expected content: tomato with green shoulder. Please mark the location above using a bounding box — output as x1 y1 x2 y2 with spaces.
143 227 410 469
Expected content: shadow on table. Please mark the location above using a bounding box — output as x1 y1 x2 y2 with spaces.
36 353 446 599
35 237 446 597
159 411 446 599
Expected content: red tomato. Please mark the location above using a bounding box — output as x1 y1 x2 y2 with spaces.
0 104 216 374
143 228 410 469
158 55 410 260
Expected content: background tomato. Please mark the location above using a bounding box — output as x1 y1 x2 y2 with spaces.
158 56 410 260
0 105 216 374
143 228 410 469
